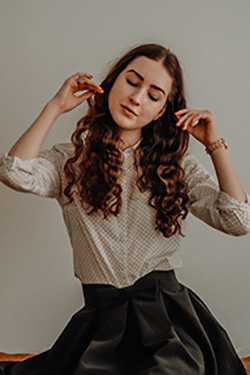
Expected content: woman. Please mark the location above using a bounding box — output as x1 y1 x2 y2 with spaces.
0 43 249 374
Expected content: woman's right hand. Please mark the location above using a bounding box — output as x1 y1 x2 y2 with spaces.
50 72 104 115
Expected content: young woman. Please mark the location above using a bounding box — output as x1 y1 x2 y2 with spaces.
0 44 249 375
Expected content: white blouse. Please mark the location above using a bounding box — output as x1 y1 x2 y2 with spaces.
1 142 250 288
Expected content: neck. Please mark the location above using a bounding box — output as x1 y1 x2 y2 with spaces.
118 129 141 151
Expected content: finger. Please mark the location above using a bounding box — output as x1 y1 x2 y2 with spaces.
77 76 95 84
174 108 193 117
177 113 199 131
66 73 93 87
183 116 199 130
77 83 104 95
75 90 95 104
190 117 200 127
74 72 93 80
176 112 196 127
65 73 94 91
77 78 104 93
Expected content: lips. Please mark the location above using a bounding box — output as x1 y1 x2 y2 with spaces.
121 105 138 117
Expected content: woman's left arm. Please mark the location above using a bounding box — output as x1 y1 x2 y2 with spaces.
175 108 247 203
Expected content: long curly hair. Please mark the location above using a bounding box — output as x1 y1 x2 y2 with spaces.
64 44 189 237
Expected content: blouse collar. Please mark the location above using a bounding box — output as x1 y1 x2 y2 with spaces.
119 138 142 154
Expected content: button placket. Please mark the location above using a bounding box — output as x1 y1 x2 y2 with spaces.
119 151 134 284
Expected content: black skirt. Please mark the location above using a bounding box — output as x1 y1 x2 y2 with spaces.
0 270 247 375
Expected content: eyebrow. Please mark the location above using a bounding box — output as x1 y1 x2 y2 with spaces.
127 69 166 95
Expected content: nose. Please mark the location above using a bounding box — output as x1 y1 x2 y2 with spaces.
129 89 144 106
129 96 139 106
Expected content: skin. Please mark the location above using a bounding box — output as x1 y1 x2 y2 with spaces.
108 56 172 149
175 108 220 147
7 58 247 202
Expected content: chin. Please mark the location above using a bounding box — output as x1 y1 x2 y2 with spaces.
111 116 134 129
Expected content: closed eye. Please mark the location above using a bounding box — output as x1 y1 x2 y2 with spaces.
126 79 138 87
127 78 158 101
149 94 158 102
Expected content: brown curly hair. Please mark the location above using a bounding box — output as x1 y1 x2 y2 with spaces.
64 44 189 237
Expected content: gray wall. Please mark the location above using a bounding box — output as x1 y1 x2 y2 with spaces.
0 0 250 357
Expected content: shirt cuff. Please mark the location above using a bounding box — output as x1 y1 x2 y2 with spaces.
0 153 34 173
217 190 250 211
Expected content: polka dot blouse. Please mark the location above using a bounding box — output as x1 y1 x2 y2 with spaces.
1 142 250 288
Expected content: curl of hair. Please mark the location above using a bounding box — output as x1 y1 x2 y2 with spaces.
64 44 189 236
137 101 189 237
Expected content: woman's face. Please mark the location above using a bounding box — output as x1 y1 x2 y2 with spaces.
108 56 173 141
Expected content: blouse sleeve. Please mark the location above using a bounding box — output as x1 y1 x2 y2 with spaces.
0 143 73 200
183 152 250 236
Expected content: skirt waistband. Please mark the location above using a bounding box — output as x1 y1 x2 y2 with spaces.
82 270 179 308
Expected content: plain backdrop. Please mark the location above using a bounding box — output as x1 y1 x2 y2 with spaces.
0 0 250 357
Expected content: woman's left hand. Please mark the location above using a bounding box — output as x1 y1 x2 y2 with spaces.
174 108 220 147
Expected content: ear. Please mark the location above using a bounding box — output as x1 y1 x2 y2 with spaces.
153 103 167 121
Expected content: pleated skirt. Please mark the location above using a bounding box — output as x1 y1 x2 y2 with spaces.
0 270 247 375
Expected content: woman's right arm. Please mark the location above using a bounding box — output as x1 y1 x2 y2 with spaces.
8 72 104 160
